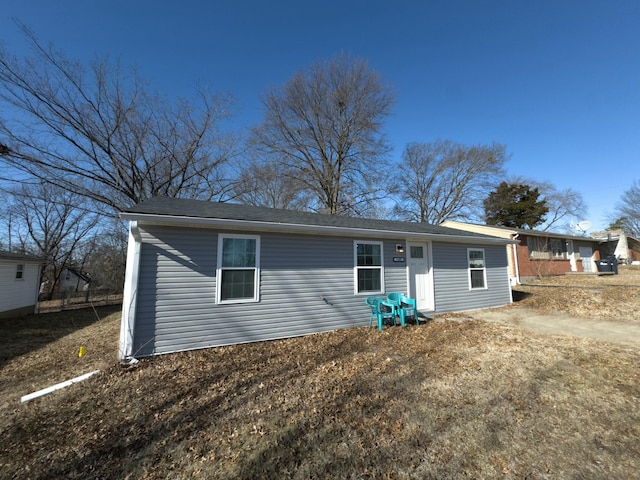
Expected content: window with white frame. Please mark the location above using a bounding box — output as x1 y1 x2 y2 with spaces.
355 241 384 294
217 235 260 303
15 264 24 280
468 248 486 289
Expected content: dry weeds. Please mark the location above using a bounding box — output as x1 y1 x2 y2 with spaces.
1 269 639 479
513 264 640 324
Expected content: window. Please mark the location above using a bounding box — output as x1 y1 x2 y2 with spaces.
468 249 486 290
528 237 567 260
410 246 424 258
217 235 260 303
15 264 24 280
549 239 566 259
355 241 384 294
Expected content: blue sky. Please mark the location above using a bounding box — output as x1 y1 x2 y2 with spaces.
3 0 639 231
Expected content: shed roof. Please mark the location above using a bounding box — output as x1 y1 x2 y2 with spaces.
121 197 514 245
0 251 45 263
64 268 92 283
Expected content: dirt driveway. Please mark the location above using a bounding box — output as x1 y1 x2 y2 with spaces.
469 306 640 347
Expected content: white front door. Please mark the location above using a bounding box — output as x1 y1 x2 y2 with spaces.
407 242 434 311
579 247 595 272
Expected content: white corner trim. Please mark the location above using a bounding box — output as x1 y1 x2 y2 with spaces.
21 370 100 403
119 221 142 361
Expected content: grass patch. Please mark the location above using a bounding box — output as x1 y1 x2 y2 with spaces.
514 264 640 324
1 272 640 479
0 305 121 408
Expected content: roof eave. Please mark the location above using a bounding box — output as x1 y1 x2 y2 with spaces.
120 212 515 245
0 254 46 263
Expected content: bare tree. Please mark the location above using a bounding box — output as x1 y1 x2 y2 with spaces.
7 183 100 299
615 179 640 236
81 219 128 292
249 53 394 216
539 183 587 232
234 156 314 210
393 140 508 224
509 176 588 232
0 191 12 250
0 23 238 214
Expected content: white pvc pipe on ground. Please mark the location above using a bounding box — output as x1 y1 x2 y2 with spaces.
20 370 100 403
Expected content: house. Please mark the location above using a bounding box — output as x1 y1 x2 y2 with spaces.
0 251 44 318
441 221 603 283
118 197 515 360
59 268 91 292
590 230 640 264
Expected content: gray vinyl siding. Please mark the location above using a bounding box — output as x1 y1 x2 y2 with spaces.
381 241 407 294
132 226 511 356
432 242 511 313
133 225 409 357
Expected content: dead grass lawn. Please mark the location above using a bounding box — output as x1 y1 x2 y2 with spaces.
513 264 640 324
1 270 639 479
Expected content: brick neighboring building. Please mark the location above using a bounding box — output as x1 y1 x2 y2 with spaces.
441 221 603 283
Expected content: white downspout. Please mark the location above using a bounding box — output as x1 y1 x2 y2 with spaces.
34 262 45 314
512 234 521 285
568 240 577 272
119 221 142 363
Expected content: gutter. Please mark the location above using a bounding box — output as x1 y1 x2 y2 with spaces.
120 213 517 247
118 221 141 363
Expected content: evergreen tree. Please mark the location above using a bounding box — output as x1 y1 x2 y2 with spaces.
483 182 548 228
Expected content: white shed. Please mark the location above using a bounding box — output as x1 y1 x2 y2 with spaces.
0 251 44 318
59 268 92 292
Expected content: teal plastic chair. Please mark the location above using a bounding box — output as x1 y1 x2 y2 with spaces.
399 294 419 325
366 297 396 331
386 292 405 327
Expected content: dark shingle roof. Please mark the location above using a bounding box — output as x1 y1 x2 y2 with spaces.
122 197 503 241
0 251 44 262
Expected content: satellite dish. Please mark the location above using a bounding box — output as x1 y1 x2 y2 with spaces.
576 220 592 233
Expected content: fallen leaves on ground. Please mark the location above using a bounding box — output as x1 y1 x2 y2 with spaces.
1 268 639 479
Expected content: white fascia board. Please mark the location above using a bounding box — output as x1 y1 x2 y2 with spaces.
120 213 515 246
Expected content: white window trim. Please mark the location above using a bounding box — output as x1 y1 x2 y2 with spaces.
15 264 24 281
467 248 487 290
216 234 261 304
354 240 385 295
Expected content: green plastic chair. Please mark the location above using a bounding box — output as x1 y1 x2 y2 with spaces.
399 294 419 325
386 292 405 327
366 296 396 331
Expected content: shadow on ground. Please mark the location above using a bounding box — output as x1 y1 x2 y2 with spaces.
0 304 121 368
512 290 533 302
